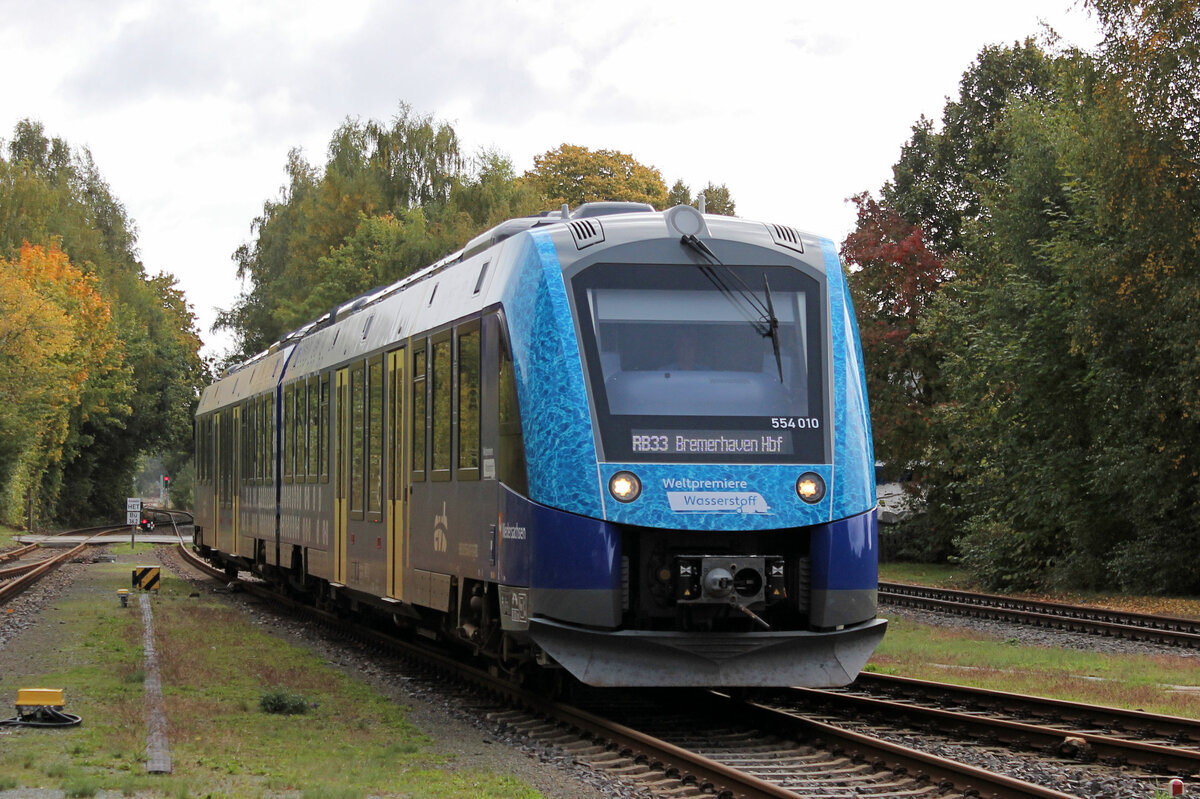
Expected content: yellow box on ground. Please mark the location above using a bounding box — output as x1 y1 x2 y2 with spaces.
16 688 64 708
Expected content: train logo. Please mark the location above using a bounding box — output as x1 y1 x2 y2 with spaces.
433 503 448 553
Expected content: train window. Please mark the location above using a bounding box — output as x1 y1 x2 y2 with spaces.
351 361 366 520
431 334 452 480
457 323 480 479
368 355 384 516
283 383 294 483
307 376 319 483
260 395 269 484
497 322 528 494
267 394 276 486
299 380 312 481
242 401 253 485
412 344 426 482
389 348 405 497
318 375 330 483
572 263 826 464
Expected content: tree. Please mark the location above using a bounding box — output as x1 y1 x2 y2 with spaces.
216 106 468 358
697 182 736 216
521 144 668 209
0 243 126 524
666 179 691 208
0 121 205 527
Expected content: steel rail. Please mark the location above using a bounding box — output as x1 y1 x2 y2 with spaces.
0 541 89 604
880 582 1200 647
785 682 1200 778
856 672 1200 744
0 542 40 563
177 543 1086 799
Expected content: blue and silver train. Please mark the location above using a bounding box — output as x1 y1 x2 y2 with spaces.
194 202 886 687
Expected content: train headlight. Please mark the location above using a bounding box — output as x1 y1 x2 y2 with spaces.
796 472 826 503
609 471 642 503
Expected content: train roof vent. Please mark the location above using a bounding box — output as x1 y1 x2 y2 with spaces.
767 223 805 254
568 218 605 250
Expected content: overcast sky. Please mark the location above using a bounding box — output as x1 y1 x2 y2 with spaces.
0 0 1101 360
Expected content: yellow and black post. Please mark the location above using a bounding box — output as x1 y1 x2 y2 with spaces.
132 566 161 592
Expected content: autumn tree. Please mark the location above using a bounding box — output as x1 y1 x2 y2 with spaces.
0 121 206 526
0 243 125 523
841 40 1060 561
521 144 669 209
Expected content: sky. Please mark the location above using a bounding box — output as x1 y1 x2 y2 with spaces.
0 0 1102 361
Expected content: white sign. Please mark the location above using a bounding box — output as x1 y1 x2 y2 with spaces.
666 491 771 514
127 512 141 525
127 497 142 526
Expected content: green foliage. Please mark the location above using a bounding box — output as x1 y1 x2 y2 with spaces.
215 107 539 361
846 3 1200 592
0 121 206 528
521 143 669 209
259 688 310 715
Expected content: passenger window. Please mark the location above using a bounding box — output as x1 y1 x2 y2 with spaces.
457 324 480 478
296 381 308 480
498 325 527 494
267 394 276 485
351 361 366 519
318 375 330 483
389 349 405 497
368 356 384 516
431 335 452 479
283 383 294 483
412 345 426 481
307 376 319 482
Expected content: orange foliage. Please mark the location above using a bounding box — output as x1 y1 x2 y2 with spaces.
0 241 124 465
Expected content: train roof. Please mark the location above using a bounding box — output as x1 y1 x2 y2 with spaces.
202 202 828 411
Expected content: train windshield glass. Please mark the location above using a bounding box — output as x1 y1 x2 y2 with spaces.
573 262 826 463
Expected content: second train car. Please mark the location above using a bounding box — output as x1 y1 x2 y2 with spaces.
194 202 886 687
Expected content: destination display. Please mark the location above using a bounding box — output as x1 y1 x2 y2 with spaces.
632 429 796 456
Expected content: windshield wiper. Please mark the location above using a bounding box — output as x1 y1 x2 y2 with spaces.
679 235 785 382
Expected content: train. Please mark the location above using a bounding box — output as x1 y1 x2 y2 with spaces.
194 201 886 687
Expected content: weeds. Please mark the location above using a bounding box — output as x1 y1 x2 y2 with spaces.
259 688 310 715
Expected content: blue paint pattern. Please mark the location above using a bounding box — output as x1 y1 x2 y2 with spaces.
820 237 876 519
500 232 604 518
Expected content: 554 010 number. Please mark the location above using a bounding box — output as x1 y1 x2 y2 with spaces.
770 417 820 429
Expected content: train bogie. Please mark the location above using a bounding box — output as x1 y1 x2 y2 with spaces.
195 202 886 687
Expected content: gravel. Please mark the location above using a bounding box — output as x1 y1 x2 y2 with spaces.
881 600 1200 658
1 546 1192 799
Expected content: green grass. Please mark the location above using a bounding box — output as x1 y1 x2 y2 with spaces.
0 561 548 798
0 521 23 547
879 561 972 588
868 613 1200 718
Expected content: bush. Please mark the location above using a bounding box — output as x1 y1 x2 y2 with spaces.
259 688 309 715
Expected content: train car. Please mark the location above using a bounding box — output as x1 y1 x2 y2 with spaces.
194 202 886 687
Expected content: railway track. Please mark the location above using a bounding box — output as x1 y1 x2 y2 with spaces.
879 581 1200 648
0 527 121 604
767 673 1200 779
175 543 1128 799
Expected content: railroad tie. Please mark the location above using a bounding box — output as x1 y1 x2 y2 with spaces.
139 594 172 774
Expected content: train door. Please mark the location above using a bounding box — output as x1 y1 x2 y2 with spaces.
214 406 241 557
387 347 407 599
334 367 349 585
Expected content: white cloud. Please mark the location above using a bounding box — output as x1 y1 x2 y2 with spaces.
0 0 1100 360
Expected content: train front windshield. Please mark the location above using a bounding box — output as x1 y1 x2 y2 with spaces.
573 262 827 463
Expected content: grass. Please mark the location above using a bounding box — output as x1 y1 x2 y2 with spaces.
0 521 23 548
0 561 547 798
879 562 972 588
868 612 1200 718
